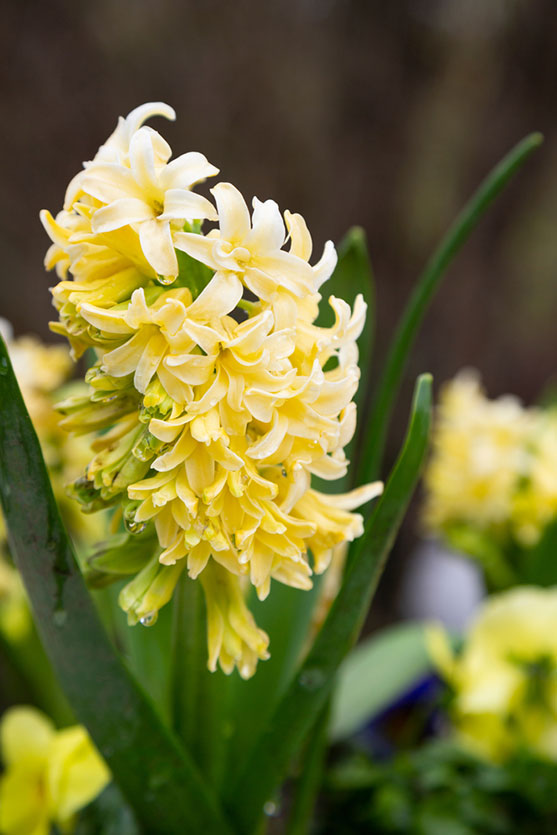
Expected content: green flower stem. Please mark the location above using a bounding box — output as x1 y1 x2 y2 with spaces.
226 374 432 835
285 700 331 835
356 133 543 486
0 337 233 835
170 574 230 788
170 572 203 750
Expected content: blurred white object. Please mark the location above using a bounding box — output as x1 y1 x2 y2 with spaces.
398 539 485 631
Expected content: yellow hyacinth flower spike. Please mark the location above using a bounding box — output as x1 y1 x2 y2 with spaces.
41 103 382 677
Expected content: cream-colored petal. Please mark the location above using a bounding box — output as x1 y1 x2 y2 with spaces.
255 250 315 293
313 240 338 288
247 197 285 253
81 163 143 203
139 219 178 277
211 182 251 244
329 481 383 510
79 303 134 335
173 231 220 270
160 189 217 222
161 151 219 190
187 272 242 320
123 101 176 135
129 127 159 194
92 198 154 233
285 210 313 260
247 413 289 460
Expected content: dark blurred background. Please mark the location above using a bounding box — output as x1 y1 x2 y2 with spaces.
2 0 556 620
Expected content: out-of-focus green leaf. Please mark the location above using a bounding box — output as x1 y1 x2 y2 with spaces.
0 337 232 835
330 622 432 741
356 133 543 486
226 374 432 835
522 518 557 587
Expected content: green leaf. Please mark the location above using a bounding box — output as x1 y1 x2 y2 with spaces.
356 133 543 485
522 518 557 587
226 374 433 834
0 337 232 835
330 622 433 741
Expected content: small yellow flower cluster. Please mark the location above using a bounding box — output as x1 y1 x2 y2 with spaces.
429 587 557 763
0 323 106 644
0 706 109 835
423 372 557 548
41 103 381 678
0 320 104 549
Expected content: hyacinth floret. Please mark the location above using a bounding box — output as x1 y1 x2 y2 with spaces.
41 103 381 678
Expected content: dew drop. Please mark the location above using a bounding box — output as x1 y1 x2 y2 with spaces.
125 518 147 535
263 801 277 817
298 668 326 691
53 608 67 627
140 611 158 627
157 274 176 286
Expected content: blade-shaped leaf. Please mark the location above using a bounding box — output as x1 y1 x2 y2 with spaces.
330 622 432 741
0 337 232 835
226 374 432 833
356 133 543 485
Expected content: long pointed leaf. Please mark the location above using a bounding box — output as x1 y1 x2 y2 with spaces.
0 337 232 835
356 133 542 485
226 374 432 833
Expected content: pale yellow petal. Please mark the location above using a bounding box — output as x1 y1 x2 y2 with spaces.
211 182 251 243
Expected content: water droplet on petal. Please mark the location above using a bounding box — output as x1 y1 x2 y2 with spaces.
140 611 158 627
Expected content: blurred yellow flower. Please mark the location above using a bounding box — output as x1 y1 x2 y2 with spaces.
41 103 381 677
423 372 532 536
0 556 30 642
429 587 557 762
423 371 557 554
0 707 109 835
0 320 104 549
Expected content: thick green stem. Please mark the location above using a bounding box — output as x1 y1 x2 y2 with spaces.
356 133 543 485
170 573 203 749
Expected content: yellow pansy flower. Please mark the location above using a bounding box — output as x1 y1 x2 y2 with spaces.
429 587 557 762
0 707 110 835
41 103 381 677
